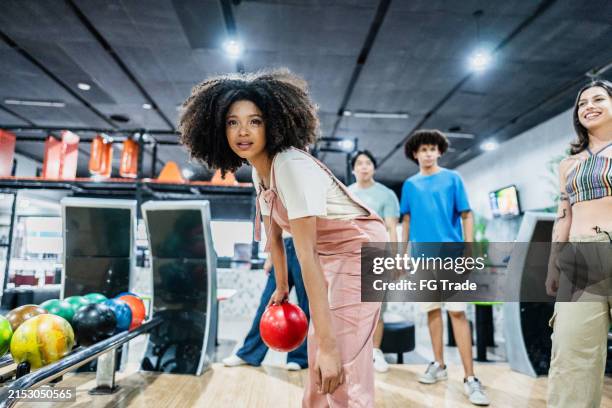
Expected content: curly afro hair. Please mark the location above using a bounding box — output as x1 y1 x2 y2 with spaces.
404 129 449 164
179 68 319 174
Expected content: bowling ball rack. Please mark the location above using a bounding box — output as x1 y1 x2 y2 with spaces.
0 317 162 408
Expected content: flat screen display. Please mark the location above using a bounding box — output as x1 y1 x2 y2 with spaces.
147 210 206 259
64 207 131 257
489 185 521 218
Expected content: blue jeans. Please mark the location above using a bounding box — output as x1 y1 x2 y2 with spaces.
236 238 310 367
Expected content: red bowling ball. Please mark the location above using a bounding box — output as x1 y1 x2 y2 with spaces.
117 295 145 330
259 302 308 352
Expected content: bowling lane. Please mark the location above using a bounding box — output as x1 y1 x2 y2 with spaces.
14 363 612 407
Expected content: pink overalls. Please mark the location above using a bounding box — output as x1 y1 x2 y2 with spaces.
255 148 388 408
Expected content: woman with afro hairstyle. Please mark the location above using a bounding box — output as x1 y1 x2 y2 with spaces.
179 69 388 407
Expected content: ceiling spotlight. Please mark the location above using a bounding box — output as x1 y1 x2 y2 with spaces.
223 39 243 58
480 140 498 151
469 49 492 71
142 103 152 110
77 82 91 91
338 139 355 152
182 168 194 179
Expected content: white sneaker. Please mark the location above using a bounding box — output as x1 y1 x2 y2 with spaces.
418 361 448 384
373 348 389 373
464 376 490 406
222 354 247 367
286 362 302 371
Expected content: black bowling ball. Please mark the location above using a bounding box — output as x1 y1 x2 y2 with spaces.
72 303 117 346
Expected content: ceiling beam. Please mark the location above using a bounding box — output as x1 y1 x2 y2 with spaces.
0 30 118 128
0 105 36 126
329 0 392 139
447 73 589 168
65 0 176 131
377 0 559 170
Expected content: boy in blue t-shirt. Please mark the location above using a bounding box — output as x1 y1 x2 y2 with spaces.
400 129 489 406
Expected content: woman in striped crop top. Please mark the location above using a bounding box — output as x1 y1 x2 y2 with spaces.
546 79 612 408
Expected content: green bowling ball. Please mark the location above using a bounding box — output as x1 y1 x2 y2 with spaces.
40 299 75 323
0 316 13 356
64 296 91 314
84 293 108 304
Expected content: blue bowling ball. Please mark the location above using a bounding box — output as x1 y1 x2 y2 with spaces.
103 299 132 333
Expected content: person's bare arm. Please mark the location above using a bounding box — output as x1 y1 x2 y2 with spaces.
263 215 288 304
461 211 474 242
400 214 410 254
546 159 573 296
385 217 398 242
263 255 273 274
289 216 343 395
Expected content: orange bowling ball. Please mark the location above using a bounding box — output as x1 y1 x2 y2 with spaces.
6 305 47 332
117 295 145 330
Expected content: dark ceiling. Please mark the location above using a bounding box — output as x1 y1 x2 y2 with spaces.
1 0 611 187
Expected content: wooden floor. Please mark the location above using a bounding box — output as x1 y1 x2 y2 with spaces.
15 363 612 408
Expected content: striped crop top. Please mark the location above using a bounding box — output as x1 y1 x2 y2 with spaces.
565 142 612 205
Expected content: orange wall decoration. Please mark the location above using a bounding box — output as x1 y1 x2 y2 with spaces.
98 139 113 179
0 129 16 176
59 131 79 179
120 138 139 178
42 135 62 179
157 161 185 183
211 169 238 186
88 134 104 175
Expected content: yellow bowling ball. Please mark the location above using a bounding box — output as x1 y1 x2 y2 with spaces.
10 314 75 369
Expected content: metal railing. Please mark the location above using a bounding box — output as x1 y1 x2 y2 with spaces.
0 317 162 408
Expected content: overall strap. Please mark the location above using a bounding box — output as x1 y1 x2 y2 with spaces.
592 141 612 156
254 187 264 242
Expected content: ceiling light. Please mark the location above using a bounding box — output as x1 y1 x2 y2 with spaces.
223 39 243 58
77 82 91 91
4 99 65 108
469 49 492 71
142 103 152 110
343 110 409 119
446 132 475 139
182 168 194 179
480 140 498 151
337 139 355 151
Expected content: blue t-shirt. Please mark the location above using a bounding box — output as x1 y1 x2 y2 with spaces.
400 168 470 242
348 182 400 219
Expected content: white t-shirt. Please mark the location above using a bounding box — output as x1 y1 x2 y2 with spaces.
252 149 367 220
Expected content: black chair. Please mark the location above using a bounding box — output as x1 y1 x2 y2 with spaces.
380 321 415 364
